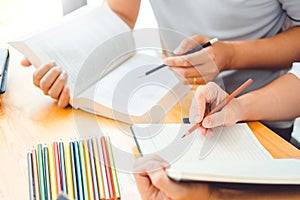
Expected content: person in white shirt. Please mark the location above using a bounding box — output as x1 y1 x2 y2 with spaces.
21 0 300 138
134 62 300 200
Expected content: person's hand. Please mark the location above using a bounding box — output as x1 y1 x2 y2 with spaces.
134 155 211 200
189 82 242 135
164 35 234 84
21 58 70 108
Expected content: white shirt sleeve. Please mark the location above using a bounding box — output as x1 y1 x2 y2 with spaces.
288 62 300 79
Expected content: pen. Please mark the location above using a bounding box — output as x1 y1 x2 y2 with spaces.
143 38 218 76
181 78 253 138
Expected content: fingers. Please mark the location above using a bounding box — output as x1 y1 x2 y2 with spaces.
48 72 68 98
57 87 70 108
21 57 32 67
33 61 57 87
202 99 240 128
33 61 70 108
39 66 63 94
173 35 211 55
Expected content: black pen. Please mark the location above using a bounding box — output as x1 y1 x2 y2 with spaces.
143 38 218 76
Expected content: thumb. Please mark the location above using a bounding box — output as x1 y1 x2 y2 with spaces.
202 111 227 129
21 57 31 67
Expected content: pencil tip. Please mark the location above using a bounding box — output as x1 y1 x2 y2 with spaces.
181 134 186 139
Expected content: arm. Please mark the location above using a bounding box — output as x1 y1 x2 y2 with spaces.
228 27 300 70
107 0 141 29
164 27 300 84
238 72 300 121
190 65 300 129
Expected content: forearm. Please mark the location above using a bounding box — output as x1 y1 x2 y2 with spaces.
227 27 300 70
106 0 141 29
237 73 300 121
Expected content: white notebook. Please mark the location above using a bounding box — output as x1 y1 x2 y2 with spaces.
132 123 300 184
10 3 190 124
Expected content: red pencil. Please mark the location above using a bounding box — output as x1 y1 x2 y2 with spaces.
182 78 253 138
53 141 62 193
100 136 115 199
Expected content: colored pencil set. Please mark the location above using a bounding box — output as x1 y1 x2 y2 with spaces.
27 136 121 200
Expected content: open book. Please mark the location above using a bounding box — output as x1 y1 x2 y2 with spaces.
10 3 191 124
132 123 300 184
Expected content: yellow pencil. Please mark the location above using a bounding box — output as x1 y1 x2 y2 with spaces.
83 140 95 200
92 137 105 199
64 143 74 199
48 143 57 199
32 149 40 200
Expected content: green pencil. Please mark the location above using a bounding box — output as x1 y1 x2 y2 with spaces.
105 136 121 199
37 144 46 200
79 140 89 200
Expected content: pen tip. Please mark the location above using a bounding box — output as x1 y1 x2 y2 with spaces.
181 134 186 139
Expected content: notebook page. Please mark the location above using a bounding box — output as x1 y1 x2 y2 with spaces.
133 123 272 165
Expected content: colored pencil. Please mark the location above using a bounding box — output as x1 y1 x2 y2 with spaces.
59 141 67 193
74 141 84 200
97 137 110 199
27 151 35 200
48 143 57 199
105 136 121 199
79 140 89 200
64 143 74 199
43 146 51 200
32 149 40 200
92 137 106 199
83 140 95 200
53 142 62 193
37 144 46 200
100 136 115 198
70 142 78 200
88 138 99 200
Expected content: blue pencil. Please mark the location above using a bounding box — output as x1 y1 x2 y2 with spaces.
70 142 78 200
59 141 67 193
74 141 84 200
43 146 51 200
88 138 99 199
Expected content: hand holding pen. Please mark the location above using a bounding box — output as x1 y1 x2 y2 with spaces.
142 37 218 79
183 79 253 138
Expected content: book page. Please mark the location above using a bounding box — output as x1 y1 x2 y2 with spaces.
10 3 134 96
75 52 188 116
132 123 273 165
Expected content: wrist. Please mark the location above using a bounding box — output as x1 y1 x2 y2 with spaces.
222 41 238 71
236 93 259 122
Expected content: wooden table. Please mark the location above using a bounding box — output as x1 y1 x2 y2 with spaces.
1 49 300 200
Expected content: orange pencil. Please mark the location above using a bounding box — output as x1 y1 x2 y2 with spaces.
182 78 253 138
53 142 62 194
